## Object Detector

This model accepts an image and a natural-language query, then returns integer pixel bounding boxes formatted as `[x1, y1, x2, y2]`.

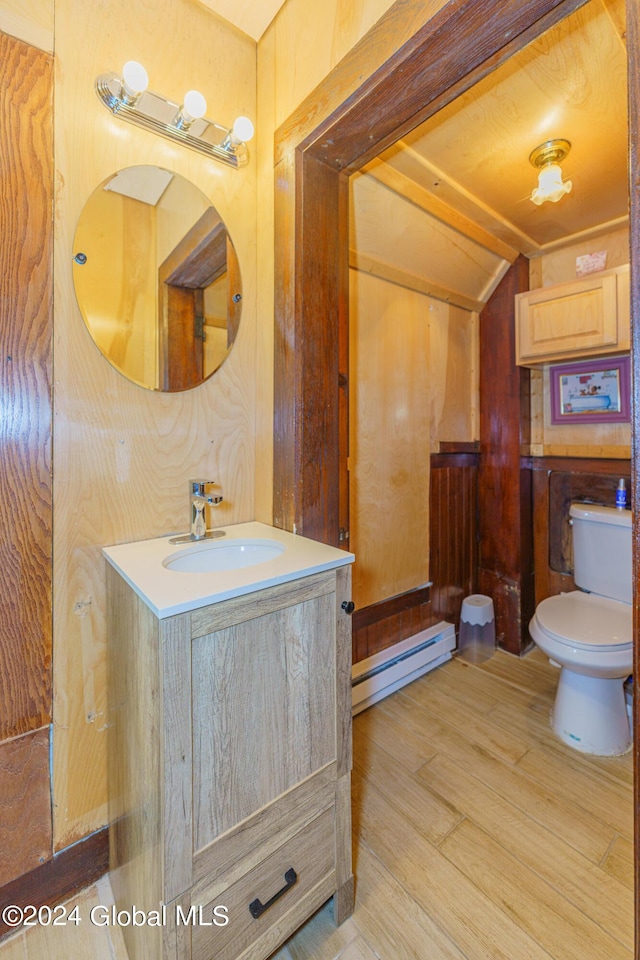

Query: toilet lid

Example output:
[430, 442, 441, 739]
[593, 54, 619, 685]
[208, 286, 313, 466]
[535, 591, 632, 650]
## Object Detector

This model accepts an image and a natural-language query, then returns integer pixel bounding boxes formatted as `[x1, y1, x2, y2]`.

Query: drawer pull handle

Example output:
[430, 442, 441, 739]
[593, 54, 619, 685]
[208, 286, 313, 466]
[249, 867, 297, 919]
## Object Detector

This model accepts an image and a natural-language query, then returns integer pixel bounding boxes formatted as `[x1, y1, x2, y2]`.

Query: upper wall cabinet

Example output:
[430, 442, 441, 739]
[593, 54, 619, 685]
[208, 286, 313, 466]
[515, 265, 629, 366]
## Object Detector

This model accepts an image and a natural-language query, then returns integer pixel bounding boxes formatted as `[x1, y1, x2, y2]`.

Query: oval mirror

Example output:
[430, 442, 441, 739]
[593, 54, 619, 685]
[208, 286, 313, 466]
[72, 165, 241, 392]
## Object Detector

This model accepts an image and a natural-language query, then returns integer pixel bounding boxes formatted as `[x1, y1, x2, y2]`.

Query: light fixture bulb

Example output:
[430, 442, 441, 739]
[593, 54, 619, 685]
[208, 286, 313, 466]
[232, 116, 254, 144]
[530, 162, 572, 206]
[528, 139, 572, 206]
[182, 90, 207, 122]
[121, 61, 148, 102]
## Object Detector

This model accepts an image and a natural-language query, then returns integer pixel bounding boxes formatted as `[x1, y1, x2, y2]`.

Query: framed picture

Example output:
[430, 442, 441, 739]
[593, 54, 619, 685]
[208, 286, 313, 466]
[550, 356, 630, 425]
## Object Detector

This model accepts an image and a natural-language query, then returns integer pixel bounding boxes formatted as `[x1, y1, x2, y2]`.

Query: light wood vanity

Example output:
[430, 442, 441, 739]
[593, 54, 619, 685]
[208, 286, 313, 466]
[104, 523, 354, 960]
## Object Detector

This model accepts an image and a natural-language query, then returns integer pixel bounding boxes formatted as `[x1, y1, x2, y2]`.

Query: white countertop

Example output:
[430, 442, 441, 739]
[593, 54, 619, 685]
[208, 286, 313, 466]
[103, 521, 354, 618]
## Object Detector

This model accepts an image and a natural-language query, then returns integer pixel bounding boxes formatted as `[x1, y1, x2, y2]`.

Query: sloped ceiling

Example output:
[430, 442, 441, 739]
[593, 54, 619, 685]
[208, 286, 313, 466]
[197, 0, 287, 39]
[353, 0, 628, 309]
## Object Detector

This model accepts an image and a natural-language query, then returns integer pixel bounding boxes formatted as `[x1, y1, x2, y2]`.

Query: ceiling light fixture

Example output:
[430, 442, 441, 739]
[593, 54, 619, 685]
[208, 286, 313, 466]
[529, 138, 572, 206]
[95, 62, 254, 169]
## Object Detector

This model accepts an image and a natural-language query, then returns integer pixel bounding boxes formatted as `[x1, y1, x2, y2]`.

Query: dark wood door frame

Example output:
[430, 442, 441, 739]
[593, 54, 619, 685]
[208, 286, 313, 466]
[273, 0, 640, 946]
[274, 0, 591, 542]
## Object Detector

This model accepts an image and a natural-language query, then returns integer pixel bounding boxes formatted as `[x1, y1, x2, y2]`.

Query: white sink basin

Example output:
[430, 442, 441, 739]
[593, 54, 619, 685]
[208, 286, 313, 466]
[163, 538, 285, 573]
[104, 521, 354, 618]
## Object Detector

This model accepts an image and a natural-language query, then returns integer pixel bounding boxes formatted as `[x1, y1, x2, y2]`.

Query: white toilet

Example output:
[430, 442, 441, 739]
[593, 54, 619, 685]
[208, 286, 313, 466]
[529, 502, 633, 756]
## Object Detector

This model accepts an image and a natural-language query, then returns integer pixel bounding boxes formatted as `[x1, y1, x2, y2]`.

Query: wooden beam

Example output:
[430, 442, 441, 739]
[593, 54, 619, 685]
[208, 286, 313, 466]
[363, 159, 519, 263]
[537, 215, 630, 255]
[390, 142, 544, 256]
[349, 250, 483, 313]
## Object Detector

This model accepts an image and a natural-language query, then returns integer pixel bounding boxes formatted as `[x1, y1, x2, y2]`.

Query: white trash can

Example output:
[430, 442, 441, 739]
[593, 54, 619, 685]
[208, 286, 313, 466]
[459, 594, 496, 663]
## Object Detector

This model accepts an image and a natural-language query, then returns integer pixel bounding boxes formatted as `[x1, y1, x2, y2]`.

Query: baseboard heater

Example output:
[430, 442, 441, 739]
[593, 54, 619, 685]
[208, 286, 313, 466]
[352, 621, 456, 715]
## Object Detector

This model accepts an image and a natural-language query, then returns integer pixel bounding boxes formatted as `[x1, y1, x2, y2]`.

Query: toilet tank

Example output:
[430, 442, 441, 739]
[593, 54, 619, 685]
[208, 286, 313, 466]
[569, 503, 632, 603]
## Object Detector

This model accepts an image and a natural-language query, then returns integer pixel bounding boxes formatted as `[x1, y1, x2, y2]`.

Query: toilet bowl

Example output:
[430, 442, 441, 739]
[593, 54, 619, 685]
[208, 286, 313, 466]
[529, 591, 632, 755]
[529, 502, 633, 756]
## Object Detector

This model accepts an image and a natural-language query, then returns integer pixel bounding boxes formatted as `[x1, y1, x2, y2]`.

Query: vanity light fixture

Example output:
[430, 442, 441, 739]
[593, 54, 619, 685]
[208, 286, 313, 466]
[95, 61, 254, 168]
[121, 60, 149, 105]
[529, 138, 572, 205]
[174, 89, 208, 131]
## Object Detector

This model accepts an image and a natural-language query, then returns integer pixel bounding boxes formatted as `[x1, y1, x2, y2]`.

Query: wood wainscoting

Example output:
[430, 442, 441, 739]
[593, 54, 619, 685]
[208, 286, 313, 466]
[352, 586, 437, 664]
[430, 447, 479, 628]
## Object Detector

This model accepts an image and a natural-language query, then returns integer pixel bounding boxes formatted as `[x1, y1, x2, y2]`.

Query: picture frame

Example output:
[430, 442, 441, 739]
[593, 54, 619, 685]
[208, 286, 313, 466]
[549, 356, 630, 425]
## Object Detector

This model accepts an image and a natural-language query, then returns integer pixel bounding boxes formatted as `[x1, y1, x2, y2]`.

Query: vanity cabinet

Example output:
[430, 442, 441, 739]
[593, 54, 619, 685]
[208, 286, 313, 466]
[515, 264, 629, 366]
[107, 563, 353, 960]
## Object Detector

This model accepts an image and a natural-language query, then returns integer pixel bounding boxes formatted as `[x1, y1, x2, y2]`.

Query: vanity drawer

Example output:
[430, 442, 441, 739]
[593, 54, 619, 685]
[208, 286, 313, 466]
[192, 806, 335, 960]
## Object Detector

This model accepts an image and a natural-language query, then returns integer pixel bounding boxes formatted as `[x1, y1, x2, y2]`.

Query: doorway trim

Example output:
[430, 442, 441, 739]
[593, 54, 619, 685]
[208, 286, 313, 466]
[273, 0, 639, 946]
[273, 0, 592, 542]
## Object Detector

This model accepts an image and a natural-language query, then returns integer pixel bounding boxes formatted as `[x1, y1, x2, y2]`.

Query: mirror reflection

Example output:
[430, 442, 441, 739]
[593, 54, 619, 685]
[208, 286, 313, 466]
[72, 165, 241, 391]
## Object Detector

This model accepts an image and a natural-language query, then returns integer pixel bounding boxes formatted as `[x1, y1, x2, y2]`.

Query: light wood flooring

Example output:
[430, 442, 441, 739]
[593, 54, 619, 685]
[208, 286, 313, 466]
[0, 649, 633, 959]
[274, 648, 634, 960]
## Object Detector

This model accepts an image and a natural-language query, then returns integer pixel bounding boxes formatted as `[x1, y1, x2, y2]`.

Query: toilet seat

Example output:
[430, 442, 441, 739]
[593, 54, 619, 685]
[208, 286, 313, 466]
[534, 591, 631, 652]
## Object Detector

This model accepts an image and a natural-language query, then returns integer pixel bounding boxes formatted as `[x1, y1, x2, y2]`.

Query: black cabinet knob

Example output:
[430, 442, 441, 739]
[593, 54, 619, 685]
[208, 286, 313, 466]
[341, 601, 355, 614]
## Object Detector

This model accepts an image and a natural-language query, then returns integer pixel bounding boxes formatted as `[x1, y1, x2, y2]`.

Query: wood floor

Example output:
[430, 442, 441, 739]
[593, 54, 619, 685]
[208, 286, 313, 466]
[274, 649, 634, 960]
[0, 649, 633, 959]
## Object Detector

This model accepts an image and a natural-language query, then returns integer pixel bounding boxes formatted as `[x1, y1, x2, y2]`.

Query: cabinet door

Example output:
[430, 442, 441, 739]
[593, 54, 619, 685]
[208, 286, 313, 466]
[191, 578, 337, 853]
[516, 272, 618, 363]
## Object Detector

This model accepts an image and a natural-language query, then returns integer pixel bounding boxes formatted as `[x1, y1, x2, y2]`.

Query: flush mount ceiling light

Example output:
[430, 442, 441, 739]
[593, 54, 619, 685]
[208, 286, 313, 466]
[95, 61, 254, 169]
[529, 138, 572, 206]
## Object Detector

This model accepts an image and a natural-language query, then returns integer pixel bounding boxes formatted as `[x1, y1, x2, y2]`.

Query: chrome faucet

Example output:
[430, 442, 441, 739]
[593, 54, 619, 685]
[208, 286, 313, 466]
[168, 479, 225, 544]
[190, 479, 223, 539]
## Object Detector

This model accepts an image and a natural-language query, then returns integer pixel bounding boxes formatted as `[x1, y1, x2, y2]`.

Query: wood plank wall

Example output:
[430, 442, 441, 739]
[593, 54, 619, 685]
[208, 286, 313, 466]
[352, 587, 437, 663]
[430, 450, 479, 626]
[0, 30, 53, 886]
[53, 0, 256, 853]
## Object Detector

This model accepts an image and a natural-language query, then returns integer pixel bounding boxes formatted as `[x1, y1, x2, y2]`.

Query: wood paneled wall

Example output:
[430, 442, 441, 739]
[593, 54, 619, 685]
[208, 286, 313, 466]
[352, 587, 437, 663]
[0, 29, 53, 885]
[430, 451, 478, 626]
[349, 269, 431, 610]
[52, 0, 256, 851]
